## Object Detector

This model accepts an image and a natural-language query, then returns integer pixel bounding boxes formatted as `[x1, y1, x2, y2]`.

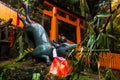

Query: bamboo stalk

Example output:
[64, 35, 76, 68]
[76, 49, 110, 52]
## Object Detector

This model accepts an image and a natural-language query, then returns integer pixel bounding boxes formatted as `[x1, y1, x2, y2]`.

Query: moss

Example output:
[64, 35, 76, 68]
[0, 60, 49, 80]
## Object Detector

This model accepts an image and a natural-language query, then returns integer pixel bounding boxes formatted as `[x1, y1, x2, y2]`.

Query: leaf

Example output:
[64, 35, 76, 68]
[91, 16, 98, 24]
[14, 48, 32, 62]
[87, 34, 96, 49]
[32, 73, 40, 80]
[107, 34, 116, 40]
[95, 33, 104, 48]
[96, 14, 111, 18]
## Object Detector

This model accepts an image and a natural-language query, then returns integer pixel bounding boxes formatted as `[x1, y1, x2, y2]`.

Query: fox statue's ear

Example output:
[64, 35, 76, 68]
[23, 1, 32, 23]
[17, 8, 27, 26]
[17, 1, 32, 26]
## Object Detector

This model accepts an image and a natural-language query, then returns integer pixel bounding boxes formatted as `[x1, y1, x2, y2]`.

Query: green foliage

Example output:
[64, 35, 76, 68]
[68, 1, 120, 80]
[10, 27, 34, 58]
[69, 58, 85, 80]
[32, 73, 40, 80]
[14, 48, 33, 62]
[80, 75, 90, 80]
[105, 68, 115, 80]
[0, 73, 3, 80]
[0, 60, 49, 80]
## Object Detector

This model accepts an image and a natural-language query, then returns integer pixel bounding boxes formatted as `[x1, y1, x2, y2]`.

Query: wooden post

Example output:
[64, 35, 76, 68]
[50, 7, 57, 41]
[76, 18, 81, 43]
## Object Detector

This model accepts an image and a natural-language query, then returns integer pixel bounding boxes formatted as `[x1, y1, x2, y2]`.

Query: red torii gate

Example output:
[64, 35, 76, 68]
[0, 1, 84, 44]
[43, 0, 84, 43]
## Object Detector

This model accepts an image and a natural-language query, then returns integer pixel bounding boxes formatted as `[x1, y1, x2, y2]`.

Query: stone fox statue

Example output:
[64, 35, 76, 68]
[18, 2, 53, 65]
[18, 1, 77, 65]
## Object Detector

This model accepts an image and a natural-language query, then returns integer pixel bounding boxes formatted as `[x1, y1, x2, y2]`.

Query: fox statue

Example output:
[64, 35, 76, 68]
[17, 1, 77, 65]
